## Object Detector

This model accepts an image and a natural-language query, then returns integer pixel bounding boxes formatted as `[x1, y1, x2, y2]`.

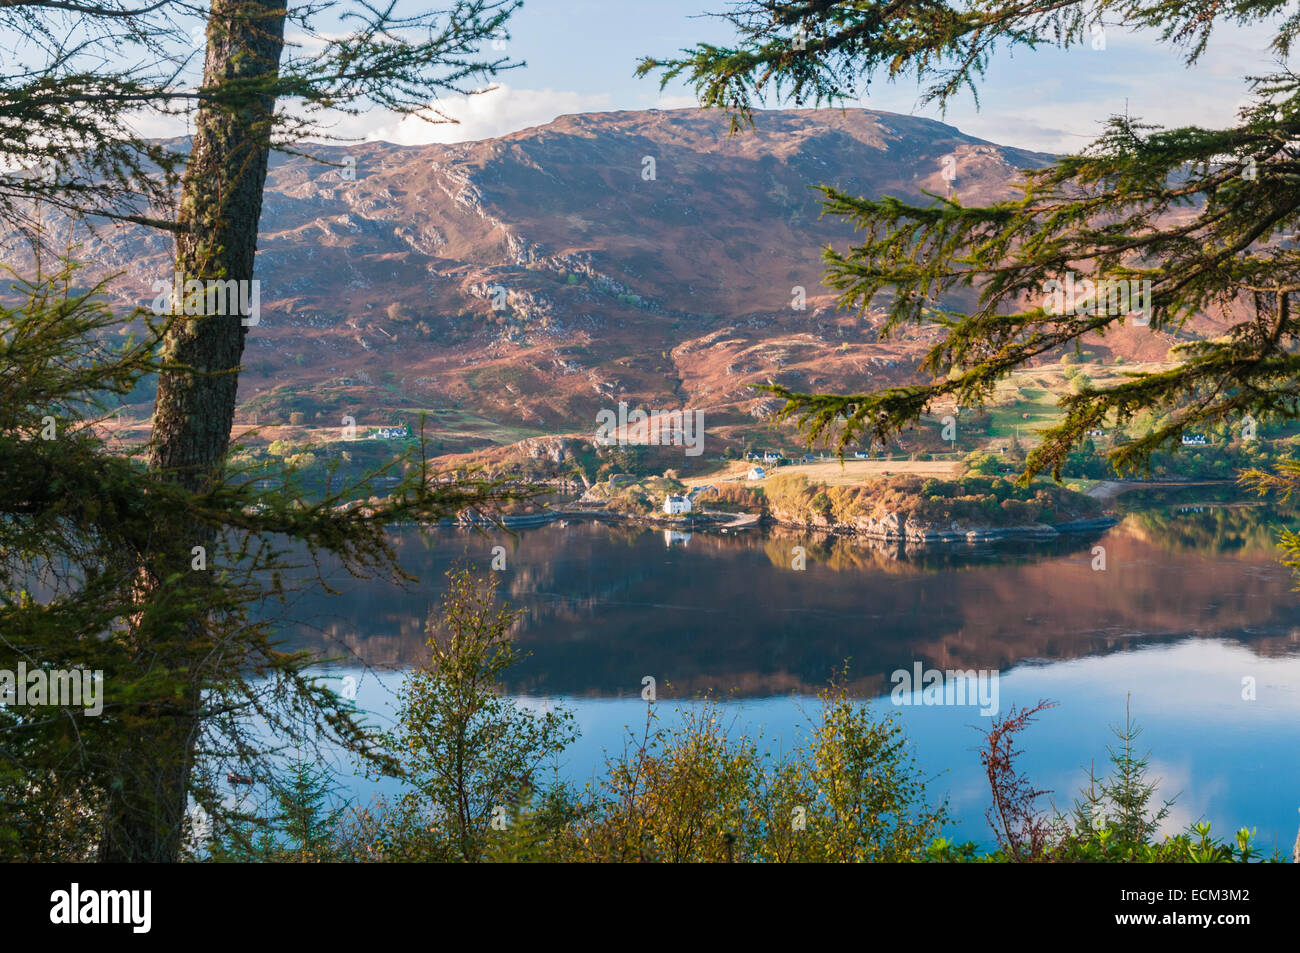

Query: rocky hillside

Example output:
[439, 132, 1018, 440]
[7, 107, 1191, 452]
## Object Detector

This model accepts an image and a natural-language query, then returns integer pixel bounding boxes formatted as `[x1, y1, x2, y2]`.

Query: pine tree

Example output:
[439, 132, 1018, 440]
[0, 264, 529, 860]
[5, 0, 524, 864]
[1075, 701, 1172, 850]
[640, 1, 1300, 478]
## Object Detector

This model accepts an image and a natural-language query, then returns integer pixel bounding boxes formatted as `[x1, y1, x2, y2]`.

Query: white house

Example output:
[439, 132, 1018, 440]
[369, 426, 410, 440]
[747, 466, 766, 480]
[663, 495, 692, 515]
[1181, 433, 1207, 446]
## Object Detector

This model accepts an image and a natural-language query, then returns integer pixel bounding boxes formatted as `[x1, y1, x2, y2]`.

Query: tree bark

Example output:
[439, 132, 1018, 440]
[99, 0, 286, 863]
[149, 0, 286, 490]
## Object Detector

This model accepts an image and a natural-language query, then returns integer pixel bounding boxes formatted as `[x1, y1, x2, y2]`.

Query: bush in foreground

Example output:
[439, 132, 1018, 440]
[205, 571, 1279, 863]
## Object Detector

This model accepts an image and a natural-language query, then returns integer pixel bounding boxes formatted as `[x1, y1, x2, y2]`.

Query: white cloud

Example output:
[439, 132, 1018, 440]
[125, 85, 706, 149]
[353, 84, 616, 145]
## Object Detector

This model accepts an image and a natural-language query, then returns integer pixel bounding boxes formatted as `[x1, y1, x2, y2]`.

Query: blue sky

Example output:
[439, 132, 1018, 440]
[342, 1, 1284, 153]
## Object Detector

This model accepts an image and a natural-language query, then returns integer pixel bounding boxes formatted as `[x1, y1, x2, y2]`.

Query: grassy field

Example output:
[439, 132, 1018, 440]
[684, 457, 962, 489]
[984, 359, 1177, 442]
[226, 406, 547, 449]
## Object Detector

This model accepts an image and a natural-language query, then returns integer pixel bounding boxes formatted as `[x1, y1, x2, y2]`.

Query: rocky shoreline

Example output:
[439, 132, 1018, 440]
[443, 504, 1116, 542]
[765, 513, 1117, 543]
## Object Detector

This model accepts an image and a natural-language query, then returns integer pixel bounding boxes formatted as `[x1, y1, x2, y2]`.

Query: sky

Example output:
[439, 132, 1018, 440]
[322, 0, 1287, 154]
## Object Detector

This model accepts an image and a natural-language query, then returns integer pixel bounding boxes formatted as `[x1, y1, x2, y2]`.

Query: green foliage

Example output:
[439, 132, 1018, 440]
[1240, 459, 1300, 581]
[573, 703, 768, 862]
[376, 567, 576, 862]
[797, 684, 948, 861]
[974, 698, 1269, 862]
[1070, 705, 1170, 851]
[963, 451, 1000, 476]
[562, 686, 946, 863]
[208, 761, 354, 862]
[227, 604, 1277, 864]
[0, 267, 534, 860]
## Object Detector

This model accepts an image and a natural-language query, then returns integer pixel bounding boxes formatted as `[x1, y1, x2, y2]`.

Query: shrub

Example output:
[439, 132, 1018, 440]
[963, 451, 1000, 476]
[376, 567, 576, 862]
[260, 587, 1273, 865]
[711, 484, 763, 511]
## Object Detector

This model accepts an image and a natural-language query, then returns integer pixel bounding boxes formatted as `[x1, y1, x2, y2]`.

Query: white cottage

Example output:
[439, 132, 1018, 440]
[747, 467, 766, 480]
[663, 495, 692, 515]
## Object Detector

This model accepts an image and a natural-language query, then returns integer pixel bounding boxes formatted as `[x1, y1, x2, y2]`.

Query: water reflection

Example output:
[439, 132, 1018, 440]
[279, 493, 1300, 852]
[278, 498, 1300, 698]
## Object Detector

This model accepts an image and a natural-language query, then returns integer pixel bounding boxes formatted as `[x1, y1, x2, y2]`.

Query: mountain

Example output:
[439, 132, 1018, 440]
[9, 107, 1184, 454]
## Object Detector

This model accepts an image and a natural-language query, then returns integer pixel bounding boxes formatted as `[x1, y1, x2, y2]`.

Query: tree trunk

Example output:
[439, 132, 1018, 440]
[149, 0, 287, 490]
[99, 0, 286, 863]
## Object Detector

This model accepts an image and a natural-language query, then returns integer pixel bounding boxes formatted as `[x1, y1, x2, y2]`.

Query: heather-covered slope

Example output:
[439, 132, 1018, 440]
[7, 107, 1193, 449]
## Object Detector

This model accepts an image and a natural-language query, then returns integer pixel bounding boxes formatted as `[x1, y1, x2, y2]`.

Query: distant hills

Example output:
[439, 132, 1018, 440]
[9, 107, 1198, 454]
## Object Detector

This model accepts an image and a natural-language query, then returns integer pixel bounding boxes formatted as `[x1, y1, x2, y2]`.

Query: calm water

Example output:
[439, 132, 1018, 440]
[276, 491, 1300, 853]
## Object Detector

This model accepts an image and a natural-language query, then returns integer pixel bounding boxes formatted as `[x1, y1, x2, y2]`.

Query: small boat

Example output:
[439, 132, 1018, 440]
[557, 520, 569, 528]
